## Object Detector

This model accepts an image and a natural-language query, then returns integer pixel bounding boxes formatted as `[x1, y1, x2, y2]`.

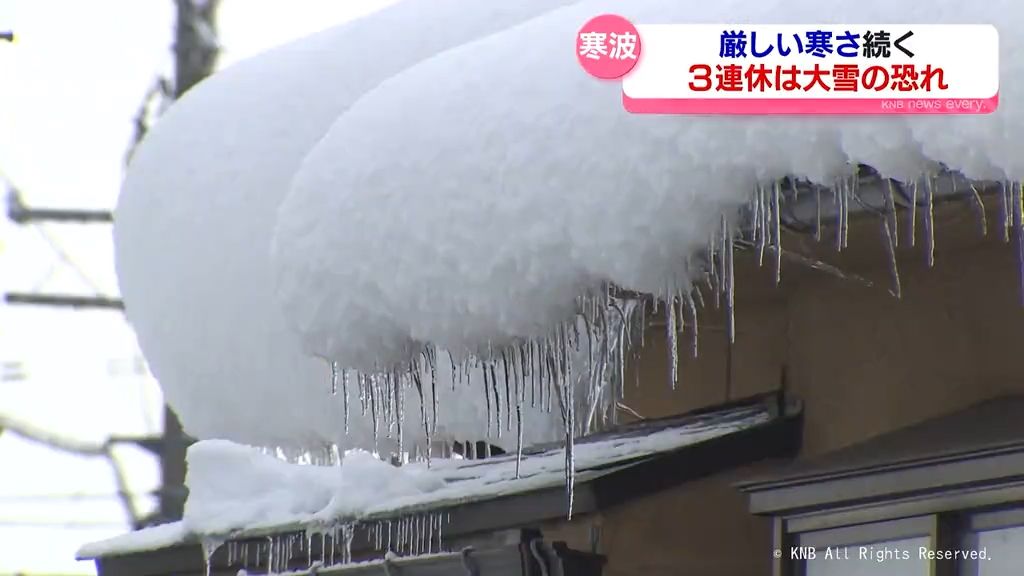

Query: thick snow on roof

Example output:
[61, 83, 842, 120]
[115, 0, 1024, 491]
[76, 521, 187, 560]
[273, 0, 1024, 379]
[79, 403, 769, 559]
[113, 0, 583, 451]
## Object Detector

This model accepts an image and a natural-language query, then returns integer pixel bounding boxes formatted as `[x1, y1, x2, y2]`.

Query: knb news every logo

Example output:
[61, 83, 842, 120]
[576, 15, 999, 115]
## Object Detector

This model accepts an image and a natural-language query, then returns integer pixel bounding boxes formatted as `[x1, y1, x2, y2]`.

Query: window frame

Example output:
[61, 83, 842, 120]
[778, 504, 1024, 576]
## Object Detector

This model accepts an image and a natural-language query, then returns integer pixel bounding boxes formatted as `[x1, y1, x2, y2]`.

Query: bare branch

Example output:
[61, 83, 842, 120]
[0, 413, 144, 527]
[125, 77, 173, 163]
[0, 413, 107, 456]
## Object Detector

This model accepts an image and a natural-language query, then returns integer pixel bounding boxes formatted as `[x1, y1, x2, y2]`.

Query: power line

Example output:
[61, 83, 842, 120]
[0, 519, 128, 529]
[0, 492, 156, 502]
[4, 293, 123, 311]
[0, 0, 222, 530]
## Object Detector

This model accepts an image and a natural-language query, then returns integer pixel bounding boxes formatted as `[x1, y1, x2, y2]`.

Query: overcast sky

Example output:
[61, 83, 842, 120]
[0, 1, 393, 572]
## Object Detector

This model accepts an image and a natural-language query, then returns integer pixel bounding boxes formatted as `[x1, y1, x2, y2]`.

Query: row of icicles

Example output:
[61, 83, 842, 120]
[203, 513, 450, 575]
[236, 170, 1022, 573]
[322, 170, 1024, 520]
[322, 291, 642, 520]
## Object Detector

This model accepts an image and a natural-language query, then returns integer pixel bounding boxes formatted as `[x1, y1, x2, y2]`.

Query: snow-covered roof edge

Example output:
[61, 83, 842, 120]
[78, 392, 798, 561]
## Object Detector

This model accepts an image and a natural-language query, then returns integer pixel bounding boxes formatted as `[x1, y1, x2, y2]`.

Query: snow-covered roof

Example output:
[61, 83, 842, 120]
[114, 0, 1024, 463]
[79, 394, 794, 562]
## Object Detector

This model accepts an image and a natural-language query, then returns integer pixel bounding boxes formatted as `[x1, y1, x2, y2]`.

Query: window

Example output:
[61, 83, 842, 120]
[736, 397, 1024, 576]
[773, 507, 1024, 576]
[804, 538, 931, 576]
[798, 517, 932, 576]
[958, 508, 1024, 576]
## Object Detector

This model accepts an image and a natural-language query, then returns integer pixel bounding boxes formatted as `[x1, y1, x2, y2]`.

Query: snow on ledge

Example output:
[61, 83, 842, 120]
[78, 404, 770, 559]
[77, 521, 189, 560]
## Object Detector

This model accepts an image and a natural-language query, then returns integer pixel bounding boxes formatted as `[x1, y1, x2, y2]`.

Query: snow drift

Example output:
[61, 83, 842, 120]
[182, 440, 444, 536]
[113, 0, 585, 452]
[271, 0, 1024, 378]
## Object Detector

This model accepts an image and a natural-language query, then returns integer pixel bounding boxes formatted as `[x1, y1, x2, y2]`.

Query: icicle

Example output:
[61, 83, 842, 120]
[1015, 182, 1024, 307]
[201, 538, 222, 576]
[419, 515, 426, 555]
[885, 180, 900, 248]
[369, 377, 379, 449]
[266, 537, 274, 574]
[565, 389, 576, 521]
[410, 517, 417, 556]
[834, 185, 843, 252]
[970, 183, 989, 237]
[723, 214, 735, 345]
[359, 373, 368, 417]
[666, 290, 678, 390]
[684, 289, 698, 358]
[342, 370, 350, 434]
[815, 187, 822, 242]
[394, 373, 404, 460]
[405, 512, 413, 553]
[413, 362, 428, 457]
[909, 180, 918, 247]
[387, 519, 393, 554]
[411, 517, 420, 555]
[518, 342, 528, 404]
[426, 347, 438, 434]
[330, 361, 339, 395]
[546, 339, 557, 414]
[764, 184, 773, 257]
[538, 341, 547, 413]
[448, 351, 458, 392]
[515, 403, 524, 478]
[502, 351, 512, 433]
[1002, 182, 1012, 243]
[529, 341, 537, 408]
[401, 516, 409, 553]
[307, 532, 314, 567]
[773, 181, 782, 284]
[483, 361, 492, 438]
[427, 514, 435, 554]
[755, 185, 766, 265]
[708, 236, 720, 309]
[752, 186, 761, 248]
[925, 175, 935, 267]
[882, 217, 902, 299]
[616, 302, 628, 423]
[843, 177, 851, 249]
[638, 298, 646, 349]
[439, 513, 447, 553]
[380, 374, 391, 434]
[344, 524, 355, 564]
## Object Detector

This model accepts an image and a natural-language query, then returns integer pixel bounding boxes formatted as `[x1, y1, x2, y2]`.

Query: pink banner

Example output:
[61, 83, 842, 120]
[623, 94, 999, 115]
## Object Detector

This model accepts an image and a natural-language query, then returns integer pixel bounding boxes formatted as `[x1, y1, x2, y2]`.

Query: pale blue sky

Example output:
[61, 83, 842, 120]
[0, 1, 393, 572]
